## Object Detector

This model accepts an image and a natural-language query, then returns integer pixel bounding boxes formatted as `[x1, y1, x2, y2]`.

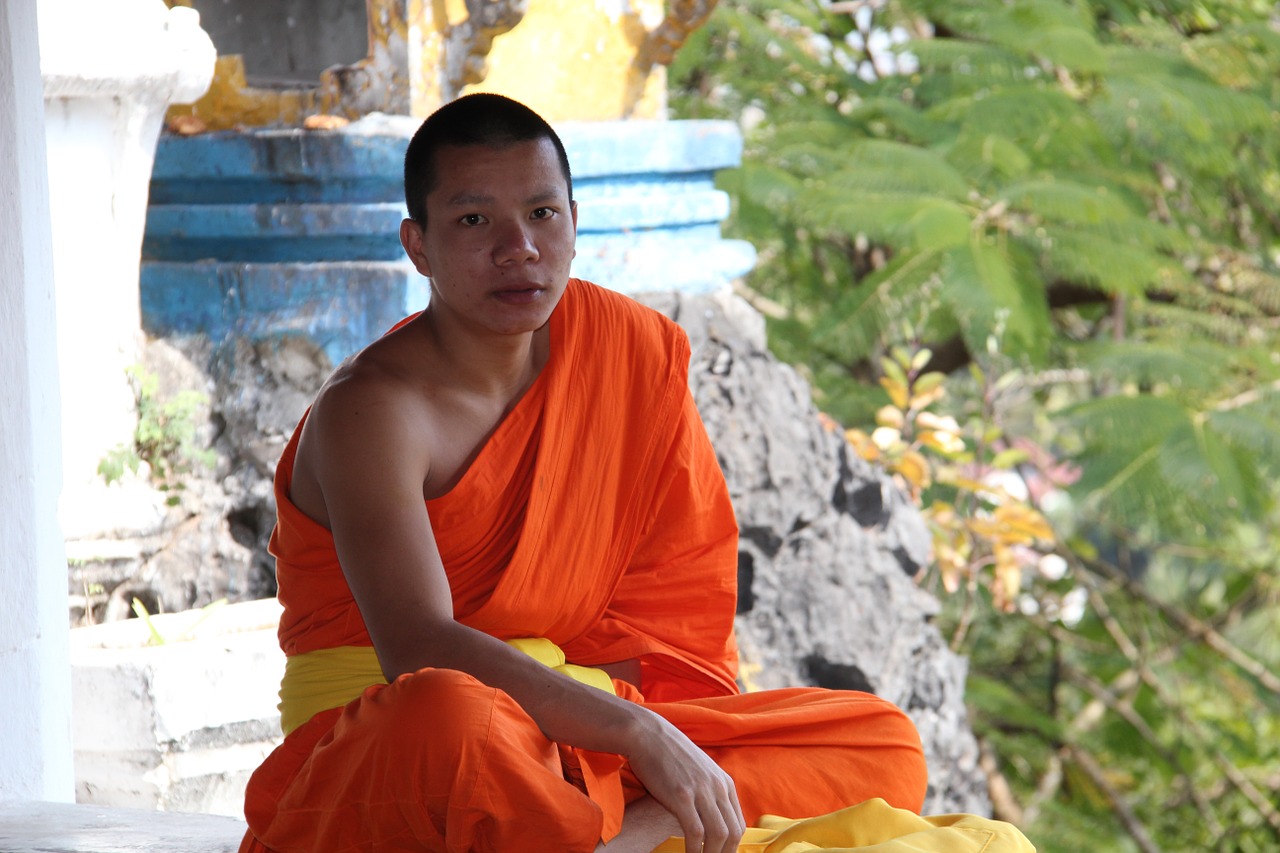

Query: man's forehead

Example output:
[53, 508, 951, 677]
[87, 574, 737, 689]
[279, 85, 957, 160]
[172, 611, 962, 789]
[427, 140, 570, 203]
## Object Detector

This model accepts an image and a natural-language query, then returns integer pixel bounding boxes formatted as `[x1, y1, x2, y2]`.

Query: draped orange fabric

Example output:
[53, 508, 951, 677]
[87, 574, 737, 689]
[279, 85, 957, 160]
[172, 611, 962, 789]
[239, 280, 928, 853]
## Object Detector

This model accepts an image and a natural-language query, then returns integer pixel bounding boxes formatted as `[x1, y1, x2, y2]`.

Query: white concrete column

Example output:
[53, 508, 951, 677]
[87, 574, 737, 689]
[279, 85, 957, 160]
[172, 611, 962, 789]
[0, 0, 74, 803]
[38, 0, 215, 538]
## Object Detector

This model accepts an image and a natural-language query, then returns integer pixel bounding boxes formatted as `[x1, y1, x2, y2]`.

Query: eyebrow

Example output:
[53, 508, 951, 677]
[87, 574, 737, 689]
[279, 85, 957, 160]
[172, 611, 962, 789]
[442, 188, 565, 208]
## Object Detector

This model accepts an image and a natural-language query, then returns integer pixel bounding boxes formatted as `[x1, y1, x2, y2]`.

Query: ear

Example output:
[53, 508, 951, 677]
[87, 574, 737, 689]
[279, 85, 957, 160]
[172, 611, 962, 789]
[399, 218, 433, 278]
[570, 201, 578, 259]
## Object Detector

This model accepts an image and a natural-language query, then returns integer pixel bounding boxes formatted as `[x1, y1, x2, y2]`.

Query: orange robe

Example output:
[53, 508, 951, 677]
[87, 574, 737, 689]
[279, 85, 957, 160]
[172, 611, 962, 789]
[239, 279, 928, 853]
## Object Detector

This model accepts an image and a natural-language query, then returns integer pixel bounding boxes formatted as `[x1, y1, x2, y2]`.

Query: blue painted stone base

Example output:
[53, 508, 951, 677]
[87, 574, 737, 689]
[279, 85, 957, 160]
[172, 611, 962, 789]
[141, 260, 429, 366]
[140, 119, 755, 364]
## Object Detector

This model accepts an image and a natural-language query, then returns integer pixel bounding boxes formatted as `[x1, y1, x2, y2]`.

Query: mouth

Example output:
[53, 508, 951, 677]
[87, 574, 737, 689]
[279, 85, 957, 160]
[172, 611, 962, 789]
[490, 285, 546, 305]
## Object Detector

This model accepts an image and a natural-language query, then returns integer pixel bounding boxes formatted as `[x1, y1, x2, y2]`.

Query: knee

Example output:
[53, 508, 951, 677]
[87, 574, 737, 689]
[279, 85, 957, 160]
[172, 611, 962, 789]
[388, 666, 490, 707]
[357, 667, 499, 756]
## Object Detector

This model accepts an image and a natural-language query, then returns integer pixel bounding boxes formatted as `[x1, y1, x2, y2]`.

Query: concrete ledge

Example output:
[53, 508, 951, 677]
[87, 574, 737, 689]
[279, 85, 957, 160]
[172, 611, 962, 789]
[0, 801, 246, 853]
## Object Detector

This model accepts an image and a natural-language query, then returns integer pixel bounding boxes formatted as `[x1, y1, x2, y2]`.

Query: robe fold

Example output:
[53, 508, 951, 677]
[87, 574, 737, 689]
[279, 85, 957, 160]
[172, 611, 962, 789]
[239, 279, 930, 853]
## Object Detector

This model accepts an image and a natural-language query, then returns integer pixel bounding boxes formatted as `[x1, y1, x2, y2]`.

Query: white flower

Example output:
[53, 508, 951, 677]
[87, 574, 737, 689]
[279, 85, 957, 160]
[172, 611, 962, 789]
[1060, 586, 1088, 627]
[1038, 553, 1068, 582]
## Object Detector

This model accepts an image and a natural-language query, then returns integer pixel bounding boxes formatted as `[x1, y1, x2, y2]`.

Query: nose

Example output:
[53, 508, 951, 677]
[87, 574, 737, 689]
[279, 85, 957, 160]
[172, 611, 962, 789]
[493, 219, 538, 266]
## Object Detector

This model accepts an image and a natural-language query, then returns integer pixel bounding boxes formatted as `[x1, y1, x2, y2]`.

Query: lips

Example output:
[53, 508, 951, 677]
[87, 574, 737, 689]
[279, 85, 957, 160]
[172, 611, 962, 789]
[490, 285, 546, 305]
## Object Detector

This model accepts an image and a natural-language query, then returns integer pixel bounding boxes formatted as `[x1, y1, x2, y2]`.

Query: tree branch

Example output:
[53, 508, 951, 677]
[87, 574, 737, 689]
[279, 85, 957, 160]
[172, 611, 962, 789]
[1067, 744, 1163, 853]
[1080, 554, 1280, 696]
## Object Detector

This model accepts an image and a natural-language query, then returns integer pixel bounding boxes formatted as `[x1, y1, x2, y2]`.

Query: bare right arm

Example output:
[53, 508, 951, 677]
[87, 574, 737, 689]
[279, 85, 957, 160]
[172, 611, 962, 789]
[291, 372, 745, 852]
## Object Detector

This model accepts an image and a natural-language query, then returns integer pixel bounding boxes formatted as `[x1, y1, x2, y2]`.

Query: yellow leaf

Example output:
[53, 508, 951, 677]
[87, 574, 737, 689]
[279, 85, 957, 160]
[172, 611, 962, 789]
[895, 449, 931, 491]
[879, 376, 909, 410]
[949, 475, 990, 493]
[872, 426, 903, 451]
[844, 429, 881, 462]
[967, 516, 1004, 540]
[940, 563, 963, 593]
[994, 504, 1055, 543]
[924, 501, 957, 525]
[994, 552, 1022, 612]
[876, 405, 905, 429]
[909, 385, 946, 410]
[919, 428, 966, 456]
[916, 411, 961, 432]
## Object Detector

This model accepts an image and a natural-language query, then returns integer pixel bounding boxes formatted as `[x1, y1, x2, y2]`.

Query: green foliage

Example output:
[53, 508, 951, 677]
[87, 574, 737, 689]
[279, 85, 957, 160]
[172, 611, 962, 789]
[672, 0, 1280, 847]
[952, 540, 1280, 853]
[671, 0, 1280, 538]
[98, 366, 215, 502]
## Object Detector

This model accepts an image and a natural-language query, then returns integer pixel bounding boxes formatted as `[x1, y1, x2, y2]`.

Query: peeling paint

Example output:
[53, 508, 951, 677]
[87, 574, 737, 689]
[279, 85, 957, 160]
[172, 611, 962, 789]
[166, 0, 706, 128]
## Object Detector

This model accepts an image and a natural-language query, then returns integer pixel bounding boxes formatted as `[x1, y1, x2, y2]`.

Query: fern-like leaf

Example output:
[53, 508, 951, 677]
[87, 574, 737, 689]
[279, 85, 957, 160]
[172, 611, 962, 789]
[812, 248, 948, 363]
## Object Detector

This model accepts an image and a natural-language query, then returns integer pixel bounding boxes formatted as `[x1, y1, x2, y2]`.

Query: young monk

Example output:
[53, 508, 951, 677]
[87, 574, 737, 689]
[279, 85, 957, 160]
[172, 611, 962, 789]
[237, 93, 930, 853]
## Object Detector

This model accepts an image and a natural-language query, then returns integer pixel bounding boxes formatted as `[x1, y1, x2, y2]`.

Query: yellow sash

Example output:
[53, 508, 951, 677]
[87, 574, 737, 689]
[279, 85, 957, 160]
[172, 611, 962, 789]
[278, 638, 616, 736]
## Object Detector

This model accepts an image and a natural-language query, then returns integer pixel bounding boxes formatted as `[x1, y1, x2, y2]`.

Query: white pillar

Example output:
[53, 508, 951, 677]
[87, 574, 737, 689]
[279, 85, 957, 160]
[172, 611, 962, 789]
[0, 0, 74, 803]
[38, 0, 215, 538]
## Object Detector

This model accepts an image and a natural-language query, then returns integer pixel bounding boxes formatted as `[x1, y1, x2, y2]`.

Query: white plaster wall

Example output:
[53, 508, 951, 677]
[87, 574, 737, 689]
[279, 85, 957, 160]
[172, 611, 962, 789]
[0, 0, 216, 803]
[0, 0, 75, 803]
[38, 0, 215, 538]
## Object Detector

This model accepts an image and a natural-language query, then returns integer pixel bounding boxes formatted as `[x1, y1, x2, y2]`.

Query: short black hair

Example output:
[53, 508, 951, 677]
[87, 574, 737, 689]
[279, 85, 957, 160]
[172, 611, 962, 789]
[403, 93, 573, 224]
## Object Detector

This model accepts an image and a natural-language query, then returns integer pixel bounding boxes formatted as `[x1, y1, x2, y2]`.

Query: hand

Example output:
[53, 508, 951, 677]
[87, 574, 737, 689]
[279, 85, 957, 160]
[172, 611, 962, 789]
[622, 712, 746, 853]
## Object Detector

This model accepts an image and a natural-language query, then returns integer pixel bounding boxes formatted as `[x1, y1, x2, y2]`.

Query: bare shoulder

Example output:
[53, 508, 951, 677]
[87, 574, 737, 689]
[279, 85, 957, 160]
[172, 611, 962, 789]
[313, 327, 434, 446]
[290, 325, 438, 525]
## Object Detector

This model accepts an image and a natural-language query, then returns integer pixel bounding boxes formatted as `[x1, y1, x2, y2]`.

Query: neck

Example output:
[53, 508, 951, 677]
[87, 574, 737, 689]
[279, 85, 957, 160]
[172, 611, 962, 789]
[417, 308, 549, 401]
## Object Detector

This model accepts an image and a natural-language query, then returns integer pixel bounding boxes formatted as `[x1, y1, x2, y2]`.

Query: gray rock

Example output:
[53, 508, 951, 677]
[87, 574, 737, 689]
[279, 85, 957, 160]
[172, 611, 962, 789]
[194, 333, 333, 599]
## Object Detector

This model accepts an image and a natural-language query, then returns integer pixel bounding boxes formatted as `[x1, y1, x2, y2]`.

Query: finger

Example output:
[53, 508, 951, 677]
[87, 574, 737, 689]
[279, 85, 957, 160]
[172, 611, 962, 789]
[671, 800, 704, 853]
[710, 779, 743, 853]
[698, 803, 730, 853]
[726, 777, 746, 839]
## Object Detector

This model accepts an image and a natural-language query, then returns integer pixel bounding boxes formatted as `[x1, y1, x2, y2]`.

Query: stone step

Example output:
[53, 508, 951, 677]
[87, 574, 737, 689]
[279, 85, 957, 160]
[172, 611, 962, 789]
[0, 801, 246, 853]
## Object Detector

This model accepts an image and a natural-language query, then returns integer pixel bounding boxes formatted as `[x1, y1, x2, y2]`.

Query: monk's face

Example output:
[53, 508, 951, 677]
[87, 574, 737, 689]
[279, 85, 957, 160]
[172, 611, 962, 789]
[401, 138, 578, 337]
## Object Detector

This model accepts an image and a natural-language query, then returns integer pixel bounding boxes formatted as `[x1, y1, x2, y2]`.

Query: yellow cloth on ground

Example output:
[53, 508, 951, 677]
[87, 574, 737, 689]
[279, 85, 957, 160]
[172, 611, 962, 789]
[650, 798, 1036, 853]
[278, 639, 615, 735]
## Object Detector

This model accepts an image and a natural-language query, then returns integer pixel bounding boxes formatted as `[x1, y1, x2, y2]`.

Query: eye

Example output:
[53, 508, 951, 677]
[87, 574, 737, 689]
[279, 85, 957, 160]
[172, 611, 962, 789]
[460, 213, 486, 226]
[531, 207, 555, 220]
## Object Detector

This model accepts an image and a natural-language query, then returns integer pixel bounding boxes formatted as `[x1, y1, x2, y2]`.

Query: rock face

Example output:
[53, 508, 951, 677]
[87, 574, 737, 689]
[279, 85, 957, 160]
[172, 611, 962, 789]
[65, 339, 255, 626]
[638, 290, 991, 816]
[82, 291, 989, 816]
[200, 334, 335, 599]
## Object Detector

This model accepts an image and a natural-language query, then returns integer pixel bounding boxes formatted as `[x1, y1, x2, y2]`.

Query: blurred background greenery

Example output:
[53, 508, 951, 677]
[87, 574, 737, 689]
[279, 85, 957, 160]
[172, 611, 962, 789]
[670, 2, 1280, 850]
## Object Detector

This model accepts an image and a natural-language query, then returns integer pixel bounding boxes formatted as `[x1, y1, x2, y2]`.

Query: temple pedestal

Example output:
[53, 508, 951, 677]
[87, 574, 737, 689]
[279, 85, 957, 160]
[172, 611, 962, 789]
[39, 0, 215, 540]
[141, 116, 755, 365]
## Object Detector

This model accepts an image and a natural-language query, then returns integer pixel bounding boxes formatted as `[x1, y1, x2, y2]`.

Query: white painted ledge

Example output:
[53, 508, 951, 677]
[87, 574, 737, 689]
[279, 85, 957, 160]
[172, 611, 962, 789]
[71, 599, 285, 816]
[0, 801, 245, 853]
